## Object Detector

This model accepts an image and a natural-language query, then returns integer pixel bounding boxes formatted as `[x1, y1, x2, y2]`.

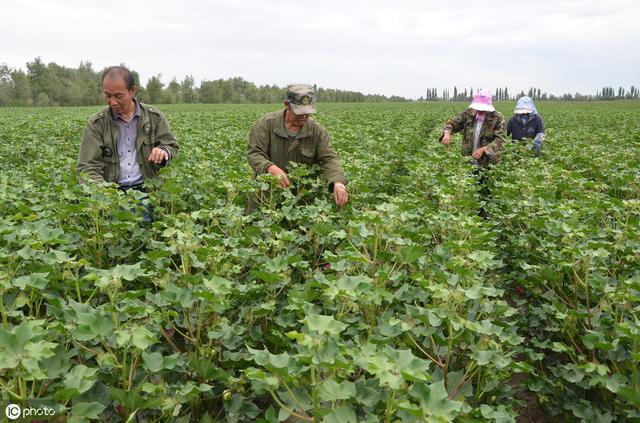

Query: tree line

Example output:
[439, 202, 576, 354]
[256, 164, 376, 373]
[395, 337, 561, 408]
[0, 59, 409, 107]
[0, 59, 638, 107]
[420, 85, 640, 102]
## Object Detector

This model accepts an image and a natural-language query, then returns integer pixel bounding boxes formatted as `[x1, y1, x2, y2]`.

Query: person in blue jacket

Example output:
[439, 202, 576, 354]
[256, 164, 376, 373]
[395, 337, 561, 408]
[507, 96, 546, 157]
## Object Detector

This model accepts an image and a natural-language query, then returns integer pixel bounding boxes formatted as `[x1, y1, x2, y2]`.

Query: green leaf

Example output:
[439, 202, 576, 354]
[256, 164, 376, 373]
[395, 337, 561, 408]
[355, 380, 381, 407]
[0, 321, 56, 376]
[397, 400, 423, 417]
[70, 402, 107, 419]
[202, 275, 233, 294]
[408, 380, 463, 421]
[112, 262, 148, 280]
[12, 273, 49, 290]
[618, 386, 640, 407]
[251, 270, 280, 283]
[467, 250, 502, 269]
[72, 311, 114, 341]
[41, 249, 70, 265]
[479, 404, 516, 422]
[304, 314, 347, 336]
[142, 351, 164, 372]
[317, 379, 356, 402]
[245, 367, 279, 388]
[110, 387, 163, 411]
[399, 246, 423, 264]
[472, 350, 495, 366]
[131, 325, 157, 350]
[322, 407, 357, 423]
[604, 373, 624, 393]
[64, 365, 98, 394]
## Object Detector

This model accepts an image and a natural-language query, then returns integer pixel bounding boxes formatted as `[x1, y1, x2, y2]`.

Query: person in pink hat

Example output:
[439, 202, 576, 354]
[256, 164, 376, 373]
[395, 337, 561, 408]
[440, 89, 507, 167]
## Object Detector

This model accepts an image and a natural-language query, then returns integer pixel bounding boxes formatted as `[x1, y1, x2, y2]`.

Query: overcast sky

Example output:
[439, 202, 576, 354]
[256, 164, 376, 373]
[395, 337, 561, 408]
[2, 0, 638, 98]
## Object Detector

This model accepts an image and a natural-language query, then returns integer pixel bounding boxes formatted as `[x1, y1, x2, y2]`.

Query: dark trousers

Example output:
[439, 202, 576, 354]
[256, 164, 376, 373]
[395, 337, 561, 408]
[118, 183, 154, 224]
[473, 167, 491, 218]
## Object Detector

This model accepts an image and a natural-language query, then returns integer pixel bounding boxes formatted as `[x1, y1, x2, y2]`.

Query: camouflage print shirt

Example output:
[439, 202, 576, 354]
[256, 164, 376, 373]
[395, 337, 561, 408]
[246, 109, 348, 191]
[440, 109, 507, 166]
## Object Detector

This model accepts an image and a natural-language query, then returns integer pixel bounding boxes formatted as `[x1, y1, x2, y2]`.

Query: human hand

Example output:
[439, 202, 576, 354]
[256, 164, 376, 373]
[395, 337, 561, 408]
[442, 133, 451, 146]
[531, 139, 542, 157]
[148, 147, 169, 164]
[267, 164, 290, 188]
[333, 182, 349, 207]
[472, 146, 488, 159]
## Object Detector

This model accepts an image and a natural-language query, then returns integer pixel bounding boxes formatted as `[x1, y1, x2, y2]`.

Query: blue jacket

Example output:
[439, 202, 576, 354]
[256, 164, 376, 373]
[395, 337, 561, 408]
[507, 114, 545, 141]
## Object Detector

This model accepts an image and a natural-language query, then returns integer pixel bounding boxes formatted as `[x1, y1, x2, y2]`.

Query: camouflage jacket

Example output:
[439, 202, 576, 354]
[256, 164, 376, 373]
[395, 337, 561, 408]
[440, 109, 507, 165]
[77, 102, 179, 183]
[246, 109, 348, 191]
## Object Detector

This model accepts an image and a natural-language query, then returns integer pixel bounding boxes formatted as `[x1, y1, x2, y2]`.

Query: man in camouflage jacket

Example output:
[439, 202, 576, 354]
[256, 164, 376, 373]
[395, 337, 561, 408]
[246, 84, 349, 210]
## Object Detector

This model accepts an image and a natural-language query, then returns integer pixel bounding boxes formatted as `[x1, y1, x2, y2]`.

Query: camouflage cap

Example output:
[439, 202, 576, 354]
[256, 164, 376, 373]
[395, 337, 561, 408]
[286, 84, 316, 115]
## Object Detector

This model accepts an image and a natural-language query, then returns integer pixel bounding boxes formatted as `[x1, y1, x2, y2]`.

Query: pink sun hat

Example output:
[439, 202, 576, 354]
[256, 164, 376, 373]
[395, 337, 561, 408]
[468, 89, 495, 112]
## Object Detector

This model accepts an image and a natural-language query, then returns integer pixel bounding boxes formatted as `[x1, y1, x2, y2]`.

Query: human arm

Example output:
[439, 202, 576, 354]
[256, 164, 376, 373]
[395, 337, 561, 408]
[440, 110, 469, 145]
[77, 122, 107, 183]
[150, 112, 179, 165]
[483, 114, 508, 162]
[247, 119, 276, 176]
[316, 129, 348, 195]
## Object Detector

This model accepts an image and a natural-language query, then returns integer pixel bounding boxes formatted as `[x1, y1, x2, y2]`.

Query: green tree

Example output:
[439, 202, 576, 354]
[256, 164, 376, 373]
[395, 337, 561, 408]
[26, 57, 48, 102]
[199, 80, 223, 103]
[0, 64, 13, 106]
[162, 78, 181, 104]
[35, 92, 51, 107]
[180, 75, 197, 103]
[146, 74, 164, 104]
[10, 69, 31, 106]
[77, 61, 102, 106]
